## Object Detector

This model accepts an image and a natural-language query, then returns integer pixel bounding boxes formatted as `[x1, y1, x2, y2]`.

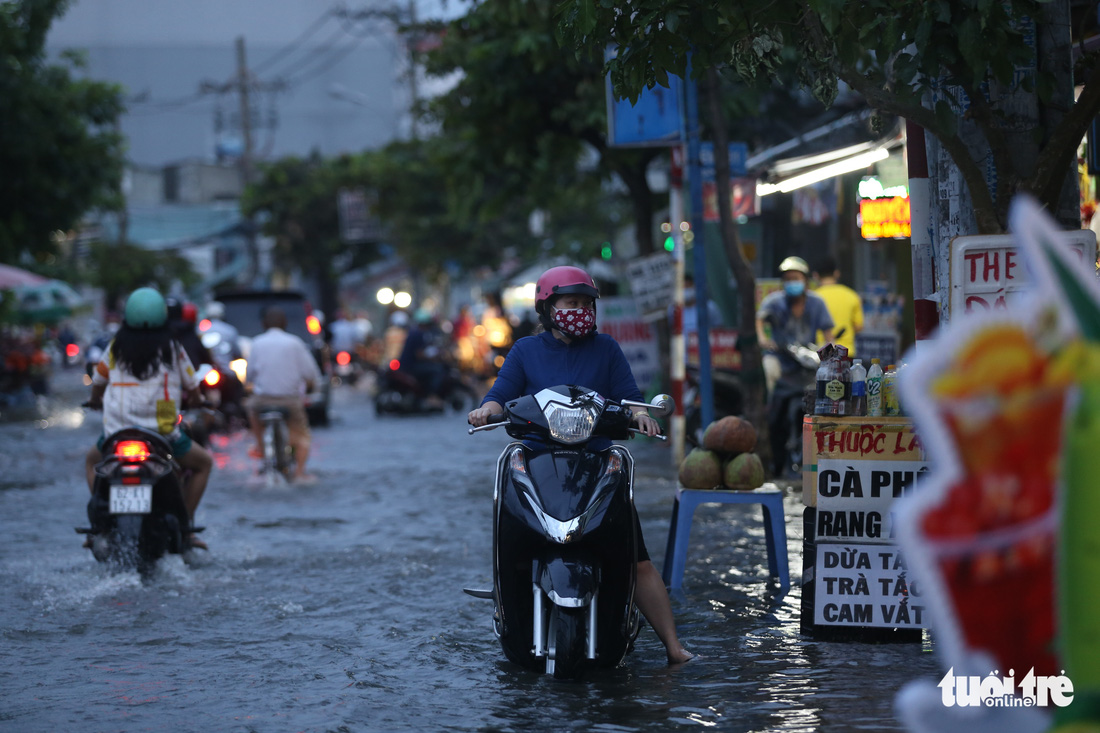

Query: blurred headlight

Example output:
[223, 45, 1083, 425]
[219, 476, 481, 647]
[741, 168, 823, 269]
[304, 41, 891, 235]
[544, 402, 598, 444]
[229, 358, 248, 384]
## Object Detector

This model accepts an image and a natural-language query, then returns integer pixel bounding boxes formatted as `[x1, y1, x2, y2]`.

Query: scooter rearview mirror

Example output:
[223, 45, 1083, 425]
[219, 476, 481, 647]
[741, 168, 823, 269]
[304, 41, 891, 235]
[650, 394, 674, 418]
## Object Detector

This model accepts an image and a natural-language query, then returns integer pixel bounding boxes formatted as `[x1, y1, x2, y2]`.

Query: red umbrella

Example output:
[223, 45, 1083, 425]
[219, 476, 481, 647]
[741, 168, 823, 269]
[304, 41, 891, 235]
[0, 264, 48, 289]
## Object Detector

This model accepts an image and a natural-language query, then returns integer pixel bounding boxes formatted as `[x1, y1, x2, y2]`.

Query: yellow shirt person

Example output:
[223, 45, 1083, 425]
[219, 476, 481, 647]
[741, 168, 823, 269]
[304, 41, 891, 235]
[813, 258, 864, 355]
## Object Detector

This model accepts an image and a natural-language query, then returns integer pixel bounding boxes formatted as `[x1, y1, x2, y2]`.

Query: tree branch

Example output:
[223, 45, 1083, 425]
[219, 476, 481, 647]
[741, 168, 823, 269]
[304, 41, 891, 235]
[837, 67, 1003, 233]
[1033, 52, 1100, 209]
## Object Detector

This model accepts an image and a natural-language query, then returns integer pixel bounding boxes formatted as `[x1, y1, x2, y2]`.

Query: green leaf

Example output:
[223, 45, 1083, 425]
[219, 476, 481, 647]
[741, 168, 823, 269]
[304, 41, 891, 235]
[576, 0, 598, 37]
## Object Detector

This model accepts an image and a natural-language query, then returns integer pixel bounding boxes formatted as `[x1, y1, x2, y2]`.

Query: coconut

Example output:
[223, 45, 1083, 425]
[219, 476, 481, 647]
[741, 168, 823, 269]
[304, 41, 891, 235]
[702, 415, 757, 456]
[723, 452, 765, 490]
[678, 449, 723, 489]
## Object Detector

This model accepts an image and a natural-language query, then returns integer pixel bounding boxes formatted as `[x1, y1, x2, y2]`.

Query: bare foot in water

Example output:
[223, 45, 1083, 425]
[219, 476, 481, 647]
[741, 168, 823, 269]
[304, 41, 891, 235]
[188, 534, 208, 550]
[668, 648, 696, 665]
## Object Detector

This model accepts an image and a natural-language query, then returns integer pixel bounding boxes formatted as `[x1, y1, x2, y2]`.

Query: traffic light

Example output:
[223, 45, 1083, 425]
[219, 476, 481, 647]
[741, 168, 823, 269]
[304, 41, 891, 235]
[664, 236, 675, 252]
[601, 241, 613, 260]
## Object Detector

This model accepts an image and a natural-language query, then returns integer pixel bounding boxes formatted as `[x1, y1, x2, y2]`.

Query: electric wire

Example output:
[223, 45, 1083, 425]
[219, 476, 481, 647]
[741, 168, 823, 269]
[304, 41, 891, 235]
[249, 8, 335, 75]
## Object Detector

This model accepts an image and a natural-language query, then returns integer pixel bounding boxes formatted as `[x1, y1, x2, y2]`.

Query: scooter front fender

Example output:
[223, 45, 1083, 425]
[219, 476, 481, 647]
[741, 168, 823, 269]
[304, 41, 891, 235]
[534, 556, 598, 608]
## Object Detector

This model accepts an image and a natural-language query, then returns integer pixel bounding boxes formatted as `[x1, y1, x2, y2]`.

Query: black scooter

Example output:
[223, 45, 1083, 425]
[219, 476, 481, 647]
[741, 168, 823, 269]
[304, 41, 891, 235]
[465, 385, 673, 679]
[76, 426, 200, 576]
[767, 342, 821, 478]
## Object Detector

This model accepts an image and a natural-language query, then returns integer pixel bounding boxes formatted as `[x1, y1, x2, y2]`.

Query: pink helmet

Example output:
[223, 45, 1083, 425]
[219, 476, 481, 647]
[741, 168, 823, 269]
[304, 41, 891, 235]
[534, 266, 600, 315]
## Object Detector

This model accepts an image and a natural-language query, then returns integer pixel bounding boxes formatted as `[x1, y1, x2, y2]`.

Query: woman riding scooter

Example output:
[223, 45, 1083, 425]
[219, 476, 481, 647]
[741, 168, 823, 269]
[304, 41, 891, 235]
[755, 256, 835, 478]
[468, 265, 693, 665]
[84, 287, 214, 549]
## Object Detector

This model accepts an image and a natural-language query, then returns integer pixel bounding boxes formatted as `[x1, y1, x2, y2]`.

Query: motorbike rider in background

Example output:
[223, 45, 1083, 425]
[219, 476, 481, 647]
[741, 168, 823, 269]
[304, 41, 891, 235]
[399, 310, 447, 409]
[468, 265, 694, 665]
[167, 298, 212, 369]
[200, 301, 240, 351]
[245, 306, 322, 484]
[755, 256, 834, 477]
[84, 287, 214, 549]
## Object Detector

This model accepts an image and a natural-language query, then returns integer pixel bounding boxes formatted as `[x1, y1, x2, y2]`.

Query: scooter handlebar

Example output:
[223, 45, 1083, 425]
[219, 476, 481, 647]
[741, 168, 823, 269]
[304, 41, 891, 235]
[467, 413, 507, 434]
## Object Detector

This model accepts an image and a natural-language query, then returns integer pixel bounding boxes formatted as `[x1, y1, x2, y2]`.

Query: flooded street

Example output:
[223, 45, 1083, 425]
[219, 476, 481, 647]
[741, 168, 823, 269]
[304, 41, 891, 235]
[0, 376, 940, 732]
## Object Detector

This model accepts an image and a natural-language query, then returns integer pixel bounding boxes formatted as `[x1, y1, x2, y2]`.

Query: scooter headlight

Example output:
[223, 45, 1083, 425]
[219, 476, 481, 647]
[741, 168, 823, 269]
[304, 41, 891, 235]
[544, 402, 598, 444]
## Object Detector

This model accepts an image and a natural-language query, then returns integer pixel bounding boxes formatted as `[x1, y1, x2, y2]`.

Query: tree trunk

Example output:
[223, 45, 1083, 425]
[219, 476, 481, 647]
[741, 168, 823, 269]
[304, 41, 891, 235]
[702, 67, 770, 468]
[612, 152, 672, 392]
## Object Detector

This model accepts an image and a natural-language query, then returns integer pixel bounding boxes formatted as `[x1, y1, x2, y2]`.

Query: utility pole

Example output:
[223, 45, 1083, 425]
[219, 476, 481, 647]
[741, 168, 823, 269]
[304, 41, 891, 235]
[235, 36, 258, 284]
[406, 0, 419, 140]
[236, 36, 254, 188]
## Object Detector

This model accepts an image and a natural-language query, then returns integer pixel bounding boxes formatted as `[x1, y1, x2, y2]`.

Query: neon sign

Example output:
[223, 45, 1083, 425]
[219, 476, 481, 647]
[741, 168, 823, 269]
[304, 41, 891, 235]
[859, 196, 911, 240]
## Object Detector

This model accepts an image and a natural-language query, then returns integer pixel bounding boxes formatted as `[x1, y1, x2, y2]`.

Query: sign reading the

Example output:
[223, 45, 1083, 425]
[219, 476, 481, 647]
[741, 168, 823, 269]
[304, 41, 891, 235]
[949, 232, 1097, 316]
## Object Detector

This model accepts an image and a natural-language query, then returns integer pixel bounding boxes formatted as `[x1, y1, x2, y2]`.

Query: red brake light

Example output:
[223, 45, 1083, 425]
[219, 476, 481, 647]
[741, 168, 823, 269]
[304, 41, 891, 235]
[389, 359, 401, 371]
[65, 343, 80, 358]
[204, 369, 221, 386]
[306, 315, 322, 335]
[336, 351, 351, 366]
[199, 319, 212, 332]
[116, 441, 151, 462]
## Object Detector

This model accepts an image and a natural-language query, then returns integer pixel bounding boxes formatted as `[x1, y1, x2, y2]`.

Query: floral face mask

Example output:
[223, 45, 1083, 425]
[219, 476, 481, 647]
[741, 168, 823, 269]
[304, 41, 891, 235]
[552, 306, 597, 338]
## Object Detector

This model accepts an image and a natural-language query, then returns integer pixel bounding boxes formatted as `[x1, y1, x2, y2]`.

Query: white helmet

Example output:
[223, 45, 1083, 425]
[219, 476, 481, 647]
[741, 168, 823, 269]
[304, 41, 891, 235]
[389, 311, 409, 328]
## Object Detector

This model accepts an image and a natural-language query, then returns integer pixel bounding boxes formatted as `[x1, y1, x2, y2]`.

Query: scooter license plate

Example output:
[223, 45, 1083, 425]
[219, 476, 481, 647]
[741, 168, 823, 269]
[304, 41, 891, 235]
[109, 485, 152, 514]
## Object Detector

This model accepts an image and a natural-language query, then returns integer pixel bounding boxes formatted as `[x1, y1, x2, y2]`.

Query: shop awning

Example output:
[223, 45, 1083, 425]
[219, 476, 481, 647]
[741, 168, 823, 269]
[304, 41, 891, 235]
[753, 116, 906, 196]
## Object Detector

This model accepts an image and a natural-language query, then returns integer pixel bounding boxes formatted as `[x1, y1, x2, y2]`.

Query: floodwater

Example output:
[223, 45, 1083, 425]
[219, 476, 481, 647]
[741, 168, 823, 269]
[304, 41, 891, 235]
[0, 377, 941, 732]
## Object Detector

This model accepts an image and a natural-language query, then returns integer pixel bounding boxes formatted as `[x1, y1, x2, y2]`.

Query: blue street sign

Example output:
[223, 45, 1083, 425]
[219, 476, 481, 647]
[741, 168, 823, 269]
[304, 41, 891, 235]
[606, 75, 684, 148]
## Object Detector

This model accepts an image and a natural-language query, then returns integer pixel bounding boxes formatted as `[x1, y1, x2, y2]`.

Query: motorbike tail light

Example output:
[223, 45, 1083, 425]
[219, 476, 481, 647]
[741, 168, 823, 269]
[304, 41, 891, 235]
[198, 318, 212, 332]
[336, 351, 351, 366]
[115, 441, 151, 462]
[65, 343, 80, 358]
[306, 315, 322, 335]
[389, 359, 401, 371]
[204, 369, 221, 387]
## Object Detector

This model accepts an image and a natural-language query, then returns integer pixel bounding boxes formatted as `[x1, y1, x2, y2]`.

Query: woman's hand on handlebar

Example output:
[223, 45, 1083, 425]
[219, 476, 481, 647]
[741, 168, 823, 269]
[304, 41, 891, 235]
[631, 411, 661, 437]
[468, 402, 503, 427]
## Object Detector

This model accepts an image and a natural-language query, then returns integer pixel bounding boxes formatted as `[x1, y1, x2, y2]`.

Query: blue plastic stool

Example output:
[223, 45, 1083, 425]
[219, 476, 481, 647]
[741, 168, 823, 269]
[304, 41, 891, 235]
[661, 485, 789, 592]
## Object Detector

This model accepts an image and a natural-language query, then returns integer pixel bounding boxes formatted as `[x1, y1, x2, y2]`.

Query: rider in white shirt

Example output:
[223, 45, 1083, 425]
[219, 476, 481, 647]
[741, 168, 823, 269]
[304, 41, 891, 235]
[85, 287, 214, 548]
[245, 306, 322, 483]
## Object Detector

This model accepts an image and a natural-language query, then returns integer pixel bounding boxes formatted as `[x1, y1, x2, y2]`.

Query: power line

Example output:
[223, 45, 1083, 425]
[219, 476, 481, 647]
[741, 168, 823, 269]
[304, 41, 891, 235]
[249, 8, 335, 75]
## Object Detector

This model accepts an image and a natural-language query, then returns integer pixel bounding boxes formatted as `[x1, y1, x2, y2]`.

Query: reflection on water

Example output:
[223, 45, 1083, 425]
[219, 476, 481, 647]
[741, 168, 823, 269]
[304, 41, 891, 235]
[0, 387, 940, 731]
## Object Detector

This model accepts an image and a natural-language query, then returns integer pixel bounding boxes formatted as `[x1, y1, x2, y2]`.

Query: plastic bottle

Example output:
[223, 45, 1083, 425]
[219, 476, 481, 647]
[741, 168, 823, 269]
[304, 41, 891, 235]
[814, 356, 832, 415]
[849, 358, 867, 417]
[866, 358, 884, 417]
[836, 356, 852, 416]
[884, 364, 900, 416]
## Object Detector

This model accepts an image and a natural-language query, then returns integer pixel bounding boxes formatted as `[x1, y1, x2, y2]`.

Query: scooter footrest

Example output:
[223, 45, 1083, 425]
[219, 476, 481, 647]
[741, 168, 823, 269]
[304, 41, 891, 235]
[191, 526, 205, 533]
[463, 587, 494, 600]
[75, 527, 93, 534]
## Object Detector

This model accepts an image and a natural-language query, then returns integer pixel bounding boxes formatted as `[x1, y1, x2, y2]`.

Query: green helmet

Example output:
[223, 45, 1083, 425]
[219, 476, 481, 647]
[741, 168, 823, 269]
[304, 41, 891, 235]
[124, 287, 168, 329]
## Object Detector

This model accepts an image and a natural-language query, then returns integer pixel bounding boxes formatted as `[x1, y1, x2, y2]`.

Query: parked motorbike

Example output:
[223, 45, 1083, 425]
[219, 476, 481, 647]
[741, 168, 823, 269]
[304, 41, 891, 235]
[768, 342, 821, 478]
[464, 385, 674, 679]
[76, 426, 201, 575]
[374, 362, 478, 416]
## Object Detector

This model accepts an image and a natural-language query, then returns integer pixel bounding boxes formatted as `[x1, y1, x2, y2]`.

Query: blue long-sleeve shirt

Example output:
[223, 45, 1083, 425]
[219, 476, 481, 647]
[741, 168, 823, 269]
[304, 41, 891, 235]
[482, 331, 644, 409]
[483, 332, 647, 448]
